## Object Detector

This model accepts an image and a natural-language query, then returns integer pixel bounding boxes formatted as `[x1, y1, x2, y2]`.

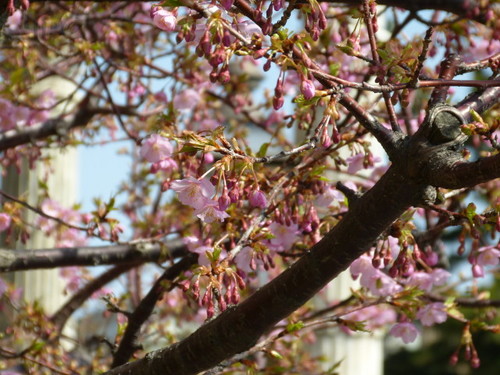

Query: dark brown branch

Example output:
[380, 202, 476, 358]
[428, 294, 500, 308]
[104, 166, 427, 375]
[111, 254, 198, 368]
[0, 239, 187, 272]
[456, 83, 500, 122]
[51, 263, 136, 330]
[0, 100, 94, 152]
[429, 54, 462, 107]
[428, 153, 500, 189]
[0, 103, 141, 152]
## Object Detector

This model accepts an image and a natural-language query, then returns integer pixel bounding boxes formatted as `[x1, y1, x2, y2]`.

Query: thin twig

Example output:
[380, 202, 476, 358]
[93, 59, 138, 142]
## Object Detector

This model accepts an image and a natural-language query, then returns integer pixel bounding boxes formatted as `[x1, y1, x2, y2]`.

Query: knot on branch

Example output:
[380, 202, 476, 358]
[401, 104, 468, 203]
[426, 104, 467, 146]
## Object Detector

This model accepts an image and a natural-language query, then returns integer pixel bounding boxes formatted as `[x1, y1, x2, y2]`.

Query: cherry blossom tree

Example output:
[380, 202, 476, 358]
[0, 0, 499, 374]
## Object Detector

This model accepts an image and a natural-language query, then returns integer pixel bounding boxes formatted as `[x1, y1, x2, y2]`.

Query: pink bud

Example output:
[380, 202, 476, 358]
[300, 78, 316, 100]
[152, 8, 177, 32]
[218, 192, 231, 211]
[249, 190, 267, 208]
[273, 95, 284, 110]
[220, 0, 234, 10]
[472, 264, 484, 278]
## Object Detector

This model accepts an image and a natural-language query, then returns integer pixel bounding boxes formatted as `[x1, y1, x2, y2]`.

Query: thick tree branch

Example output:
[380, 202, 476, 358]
[457, 84, 500, 122]
[0, 239, 187, 272]
[0, 103, 144, 152]
[51, 263, 136, 330]
[0, 101, 94, 152]
[111, 254, 198, 368]
[104, 165, 427, 375]
[428, 153, 500, 189]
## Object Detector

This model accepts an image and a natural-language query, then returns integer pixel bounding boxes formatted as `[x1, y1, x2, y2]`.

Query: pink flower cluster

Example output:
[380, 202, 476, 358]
[389, 302, 448, 344]
[343, 305, 397, 332]
[350, 255, 403, 297]
[171, 177, 229, 223]
[140, 134, 178, 173]
[0, 90, 55, 132]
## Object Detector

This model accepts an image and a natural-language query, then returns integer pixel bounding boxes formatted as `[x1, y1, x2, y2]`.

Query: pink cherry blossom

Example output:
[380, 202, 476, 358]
[367, 270, 403, 296]
[151, 7, 176, 32]
[191, 245, 213, 266]
[0, 213, 12, 232]
[476, 245, 500, 266]
[249, 190, 267, 208]
[234, 246, 254, 273]
[140, 134, 174, 163]
[194, 201, 230, 223]
[406, 268, 450, 291]
[389, 322, 419, 344]
[173, 89, 201, 110]
[171, 177, 216, 209]
[238, 20, 260, 37]
[268, 222, 299, 252]
[151, 158, 178, 174]
[429, 268, 450, 286]
[314, 186, 345, 209]
[406, 272, 433, 291]
[416, 302, 447, 326]
[343, 305, 397, 331]
[346, 153, 365, 174]
[6, 9, 22, 29]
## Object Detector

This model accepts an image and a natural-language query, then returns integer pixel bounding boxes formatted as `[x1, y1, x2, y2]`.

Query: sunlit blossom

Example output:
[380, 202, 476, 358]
[171, 177, 216, 209]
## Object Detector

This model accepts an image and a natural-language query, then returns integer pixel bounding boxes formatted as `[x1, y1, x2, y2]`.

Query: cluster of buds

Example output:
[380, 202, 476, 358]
[304, 0, 328, 40]
[388, 243, 420, 278]
[450, 323, 481, 368]
[182, 265, 246, 318]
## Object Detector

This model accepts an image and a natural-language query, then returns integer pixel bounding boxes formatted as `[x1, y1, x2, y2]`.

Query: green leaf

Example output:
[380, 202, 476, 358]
[31, 341, 45, 353]
[286, 321, 304, 333]
[336, 44, 354, 56]
[465, 202, 477, 223]
[161, 0, 184, 7]
[180, 144, 203, 153]
[10, 67, 30, 85]
[329, 62, 340, 76]
[256, 142, 270, 158]
[339, 319, 369, 332]
[269, 350, 283, 359]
